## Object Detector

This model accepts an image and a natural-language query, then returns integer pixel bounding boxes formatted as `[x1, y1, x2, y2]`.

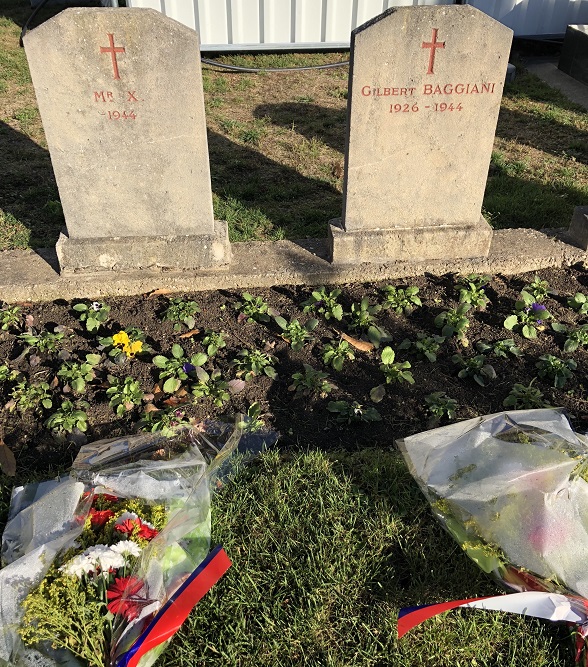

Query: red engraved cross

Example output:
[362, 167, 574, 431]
[100, 33, 125, 80]
[421, 28, 445, 75]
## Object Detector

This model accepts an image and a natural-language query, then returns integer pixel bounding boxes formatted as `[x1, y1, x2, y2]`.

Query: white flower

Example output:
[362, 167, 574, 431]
[90, 301, 102, 311]
[111, 541, 142, 558]
[60, 554, 95, 578]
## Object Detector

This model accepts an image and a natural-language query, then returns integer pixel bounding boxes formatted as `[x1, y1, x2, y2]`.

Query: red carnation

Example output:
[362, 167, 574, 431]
[107, 576, 145, 621]
[115, 518, 140, 535]
[137, 522, 158, 541]
[89, 508, 115, 528]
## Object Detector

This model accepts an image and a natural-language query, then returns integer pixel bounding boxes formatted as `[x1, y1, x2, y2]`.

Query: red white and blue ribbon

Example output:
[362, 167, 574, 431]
[115, 545, 231, 667]
[398, 591, 588, 639]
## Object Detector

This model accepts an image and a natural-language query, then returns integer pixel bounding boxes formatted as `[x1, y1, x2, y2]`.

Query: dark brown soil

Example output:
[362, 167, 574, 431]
[1, 265, 588, 479]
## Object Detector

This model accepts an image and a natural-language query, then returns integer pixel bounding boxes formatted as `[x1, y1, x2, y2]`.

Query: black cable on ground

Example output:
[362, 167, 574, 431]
[200, 58, 349, 73]
[20, 0, 52, 46]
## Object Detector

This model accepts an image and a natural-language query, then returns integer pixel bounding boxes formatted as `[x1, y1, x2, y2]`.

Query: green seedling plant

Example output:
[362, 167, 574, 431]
[152, 344, 208, 394]
[321, 339, 355, 371]
[503, 380, 548, 409]
[380, 285, 422, 315]
[523, 274, 551, 302]
[237, 402, 266, 432]
[0, 365, 19, 383]
[424, 392, 458, 423]
[231, 349, 278, 381]
[536, 354, 577, 389]
[6, 381, 52, 413]
[45, 399, 90, 435]
[72, 302, 110, 333]
[434, 303, 471, 345]
[234, 292, 278, 324]
[0, 305, 22, 332]
[301, 287, 344, 321]
[19, 329, 65, 354]
[455, 274, 491, 310]
[274, 316, 318, 351]
[191, 368, 232, 407]
[57, 354, 101, 394]
[379, 347, 414, 385]
[398, 333, 445, 362]
[504, 291, 552, 339]
[327, 400, 381, 425]
[348, 298, 381, 331]
[552, 322, 588, 352]
[202, 330, 226, 357]
[289, 364, 333, 398]
[138, 407, 191, 438]
[451, 353, 497, 387]
[105, 375, 144, 416]
[568, 292, 588, 314]
[162, 297, 200, 331]
[475, 338, 522, 358]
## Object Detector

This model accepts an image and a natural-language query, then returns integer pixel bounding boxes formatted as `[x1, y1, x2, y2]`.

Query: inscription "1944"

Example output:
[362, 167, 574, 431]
[93, 90, 142, 120]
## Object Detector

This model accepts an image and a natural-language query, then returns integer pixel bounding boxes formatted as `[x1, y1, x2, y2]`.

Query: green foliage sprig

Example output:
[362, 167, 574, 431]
[475, 339, 522, 358]
[327, 400, 381, 424]
[7, 380, 52, 413]
[503, 380, 548, 409]
[321, 339, 355, 371]
[57, 354, 101, 393]
[424, 392, 458, 422]
[434, 303, 471, 345]
[162, 297, 201, 331]
[231, 349, 278, 381]
[45, 399, 90, 434]
[504, 292, 551, 339]
[455, 274, 491, 310]
[536, 354, 577, 389]
[379, 347, 414, 385]
[451, 353, 497, 387]
[274, 316, 318, 351]
[380, 285, 422, 315]
[552, 322, 588, 352]
[398, 333, 445, 362]
[0, 304, 22, 331]
[568, 292, 588, 314]
[152, 344, 207, 393]
[301, 287, 344, 321]
[106, 375, 144, 416]
[72, 302, 110, 333]
[289, 364, 333, 398]
[234, 292, 277, 324]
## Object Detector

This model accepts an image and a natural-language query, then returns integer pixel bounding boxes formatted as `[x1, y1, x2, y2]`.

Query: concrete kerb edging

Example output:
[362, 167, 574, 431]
[0, 228, 586, 303]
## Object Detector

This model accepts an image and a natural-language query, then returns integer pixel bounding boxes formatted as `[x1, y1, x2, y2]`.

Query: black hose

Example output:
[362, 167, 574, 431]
[20, 0, 52, 46]
[200, 57, 349, 73]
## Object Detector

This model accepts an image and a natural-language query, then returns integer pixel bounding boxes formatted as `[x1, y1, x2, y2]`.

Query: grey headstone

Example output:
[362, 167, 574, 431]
[559, 25, 588, 86]
[329, 6, 512, 264]
[24, 8, 230, 273]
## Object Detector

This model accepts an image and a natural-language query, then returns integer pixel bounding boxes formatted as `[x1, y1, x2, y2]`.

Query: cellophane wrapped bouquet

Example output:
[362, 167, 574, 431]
[0, 421, 243, 667]
[397, 409, 588, 663]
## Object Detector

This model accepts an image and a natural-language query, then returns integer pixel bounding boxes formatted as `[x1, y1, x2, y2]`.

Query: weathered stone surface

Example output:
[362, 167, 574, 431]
[559, 25, 588, 85]
[569, 205, 588, 250]
[23, 8, 230, 270]
[333, 5, 512, 263]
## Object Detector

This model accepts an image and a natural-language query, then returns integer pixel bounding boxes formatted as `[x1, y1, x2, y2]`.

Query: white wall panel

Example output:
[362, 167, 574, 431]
[128, 0, 588, 47]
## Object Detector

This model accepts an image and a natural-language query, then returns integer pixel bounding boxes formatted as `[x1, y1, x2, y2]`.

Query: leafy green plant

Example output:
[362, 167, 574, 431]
[152, 344, 208, 394]
[138, 407, 191, 438]
[455, 274, 491, 310]
[45, 399, 90, 434]
[289, 364, 333, 398]
[398, 333, 445, 362]
[237, 402, 267, 432]
[475, 339, 522, 358]
[274, 316, 318, 351]
[0, 305, 22, 331]
[503, 380, 548, 409]
[451, 353, 497, 387]
[434, 303, 471, 345]
[19, 329, 65, 354]
[568, 292, 588, 314]
[72, 302, 110, 332]
[348, 298, 381, 331]
[327, 400, 381, 425]
[301, 287, 344, 321]
[0, 365, 19, 383]
[191, 368, 232, 407]
[380, 285, 422, 315]
[57, 354, 101, 394]
[321, 340, 355, 371]
[504, 292, 551, 339]
[379, 347, 414, 385]
[234, 293, 277, 324]
[202, 330, 226, 357]
[536, 354, 577, 389]
[424, 392, 458, 422]
[105, 375, 144, 416]
[552, 322, 588, 352]
[7, 380, 52, 413]
[523, 274, 551, 302]
[161, 297, 201, 331]
[231, 349, 278, 381]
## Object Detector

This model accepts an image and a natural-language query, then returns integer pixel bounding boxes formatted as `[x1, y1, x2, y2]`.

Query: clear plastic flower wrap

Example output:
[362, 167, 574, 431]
[0, 420, 272, 667]
[397, 408, 588, 662]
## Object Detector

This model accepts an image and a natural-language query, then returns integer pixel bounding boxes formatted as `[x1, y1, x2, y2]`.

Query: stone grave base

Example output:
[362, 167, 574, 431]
[55, 221, 231, 274]
[328, 217, 493, 264]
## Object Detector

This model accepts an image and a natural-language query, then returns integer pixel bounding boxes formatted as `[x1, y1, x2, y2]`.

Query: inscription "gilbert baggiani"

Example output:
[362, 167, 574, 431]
[361, 82, 497, 97]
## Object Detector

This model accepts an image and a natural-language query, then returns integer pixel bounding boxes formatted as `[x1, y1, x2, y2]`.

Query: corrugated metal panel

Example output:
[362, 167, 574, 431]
[468, 0, 588, 37]
[127, 0, 588, 48]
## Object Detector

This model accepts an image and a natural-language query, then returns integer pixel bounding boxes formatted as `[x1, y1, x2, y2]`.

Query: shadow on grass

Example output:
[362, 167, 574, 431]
[0, 0, 104, 28]
[253, 102, 347, 154]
